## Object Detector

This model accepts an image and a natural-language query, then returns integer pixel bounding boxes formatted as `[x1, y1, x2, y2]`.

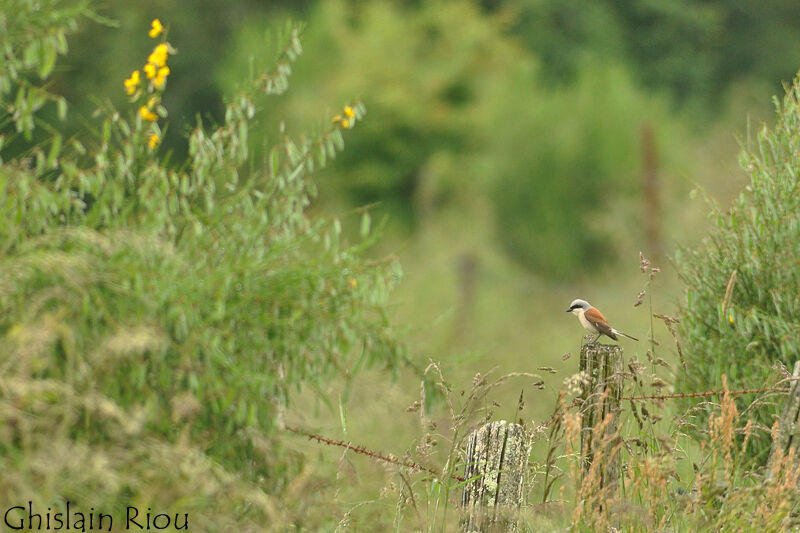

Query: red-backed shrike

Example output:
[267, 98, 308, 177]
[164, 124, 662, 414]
[566, 299, 638, 342]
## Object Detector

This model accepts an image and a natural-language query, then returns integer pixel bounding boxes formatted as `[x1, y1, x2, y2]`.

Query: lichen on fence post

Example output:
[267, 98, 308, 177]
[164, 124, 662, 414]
[461, 420, 531, 532]
[578, 342, 624, 491]
[768, 360, 800, 478]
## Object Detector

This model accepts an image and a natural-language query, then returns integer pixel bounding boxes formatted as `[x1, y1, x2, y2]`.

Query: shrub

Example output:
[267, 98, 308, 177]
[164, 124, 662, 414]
[219, 2, 691, 278]
[675, 74, 800, 460]
[0, 6, 402, 526]
[489, 61, 683, 277]
[216, 0, 524, 229]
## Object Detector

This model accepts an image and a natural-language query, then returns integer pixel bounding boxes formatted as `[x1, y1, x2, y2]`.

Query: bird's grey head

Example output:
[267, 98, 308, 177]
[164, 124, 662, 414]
[566, 299, 591, 313]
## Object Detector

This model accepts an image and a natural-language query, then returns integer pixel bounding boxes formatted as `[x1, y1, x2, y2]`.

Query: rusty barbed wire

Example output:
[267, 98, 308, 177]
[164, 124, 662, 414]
[284, 424, 465, 482]
[622, 386, 790, 401]
[536, 398, 582, 430]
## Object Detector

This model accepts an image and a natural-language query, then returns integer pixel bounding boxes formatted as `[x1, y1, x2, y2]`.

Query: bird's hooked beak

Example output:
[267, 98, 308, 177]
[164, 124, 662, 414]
[565, 307, 572, 313]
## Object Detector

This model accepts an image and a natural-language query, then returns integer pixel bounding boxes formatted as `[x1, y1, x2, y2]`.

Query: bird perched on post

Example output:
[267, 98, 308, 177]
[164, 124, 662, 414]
[566, 299, 638, 343]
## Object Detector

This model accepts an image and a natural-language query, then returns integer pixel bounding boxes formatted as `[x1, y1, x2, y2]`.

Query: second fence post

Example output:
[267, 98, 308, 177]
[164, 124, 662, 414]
[768, 360, 800, 479]
[579, 342, 624, 491]
[461, 420, 530, 532]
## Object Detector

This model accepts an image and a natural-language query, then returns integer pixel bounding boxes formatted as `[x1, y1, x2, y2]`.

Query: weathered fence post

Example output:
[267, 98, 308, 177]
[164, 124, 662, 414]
[578, 342, 624, 491]
[768, 361, 800, 478]
[452, 252, 478, 344]
[640, 122, 662, 261]
[461, 420, 531, 532]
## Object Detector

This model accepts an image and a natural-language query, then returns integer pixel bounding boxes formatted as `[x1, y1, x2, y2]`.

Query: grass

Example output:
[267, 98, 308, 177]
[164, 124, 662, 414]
[287, 345, 798, 531]
[282, 177, 800, 530]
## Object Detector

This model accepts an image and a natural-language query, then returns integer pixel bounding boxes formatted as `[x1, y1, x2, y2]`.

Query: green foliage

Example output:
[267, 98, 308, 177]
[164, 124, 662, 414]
[0, 0, 86, 137]
[217, 2, 686, 278]
[489, 61, 683, 277]
[675, 75, 800, 460]
[511, 0, 800, 107]
[510, 0, 626, 82]
[0, 7, 402, 525]
[16, 0, 800, 281]
[31, 0, 800, 280]
[218, 0, 521, 228]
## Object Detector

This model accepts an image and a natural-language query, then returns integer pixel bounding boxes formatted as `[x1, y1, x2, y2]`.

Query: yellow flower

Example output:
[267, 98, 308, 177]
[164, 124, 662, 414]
[148, 133, 160, 149]
[344, 105, 355, 118]
[140, 106, 158, 122]
[154, 66, 170, 88]
[149, 19, 164, 39]
[143, 63, 157, 79]
[728, 314, 734, 324]
[341, 119, 350, 129]
[124, 70, 141, 95]
[347, 277, 358, 289]
[148, 43, 169, 67]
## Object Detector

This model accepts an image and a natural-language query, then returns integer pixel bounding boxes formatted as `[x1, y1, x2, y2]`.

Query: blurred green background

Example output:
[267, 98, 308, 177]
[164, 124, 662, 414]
[57, 0, 798, 275]
[6, 0, 800, 529]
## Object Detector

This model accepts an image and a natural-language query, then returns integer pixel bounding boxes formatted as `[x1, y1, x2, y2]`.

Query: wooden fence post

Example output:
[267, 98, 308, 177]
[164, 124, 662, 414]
[452, 252, 478, 344]
[461, 420, 530, 532]
[640, 122, 662, 261]
[578, 342, 624, 491]
[768, 361, 800, 478]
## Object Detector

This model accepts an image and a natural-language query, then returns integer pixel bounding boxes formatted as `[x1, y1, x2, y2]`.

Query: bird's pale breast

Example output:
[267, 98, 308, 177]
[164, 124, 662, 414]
[578, 310, 600, 333]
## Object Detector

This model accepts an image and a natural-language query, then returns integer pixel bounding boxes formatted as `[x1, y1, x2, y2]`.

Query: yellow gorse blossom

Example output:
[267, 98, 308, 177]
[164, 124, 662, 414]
[124, 17, 172, 150]
[333, 104, 358, 128]
[137, 42, 172, 92]
[154, 66, 170, 89]
[140, 105, 158, 122]
[125, 23, 173, 97]
[148, 44, 169, 68]
[149, 19, 163, 39]
[124, 70, 141, 95]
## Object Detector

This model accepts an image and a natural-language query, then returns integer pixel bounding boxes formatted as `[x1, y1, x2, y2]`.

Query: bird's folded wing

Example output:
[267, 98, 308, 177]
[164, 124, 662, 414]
[584, 307, 616, 338]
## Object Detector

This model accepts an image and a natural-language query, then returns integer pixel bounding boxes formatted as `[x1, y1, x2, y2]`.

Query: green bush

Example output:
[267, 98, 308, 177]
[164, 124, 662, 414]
[217, 0, 523, 229]
[488, 60, 683, 277]
[508, 0, 800, 109]
[218, 2, 692, 278]
[0, 6, 402, 526]
[675, 75, 800, 460]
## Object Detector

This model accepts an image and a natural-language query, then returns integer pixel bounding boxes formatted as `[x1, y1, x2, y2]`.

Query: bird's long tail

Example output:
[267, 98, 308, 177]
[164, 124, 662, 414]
[612, 329, 639, 341]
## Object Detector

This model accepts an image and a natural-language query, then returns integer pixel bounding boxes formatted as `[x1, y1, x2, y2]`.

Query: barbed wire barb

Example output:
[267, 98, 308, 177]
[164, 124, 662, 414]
[284, 425, 465, 482]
